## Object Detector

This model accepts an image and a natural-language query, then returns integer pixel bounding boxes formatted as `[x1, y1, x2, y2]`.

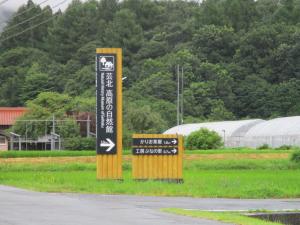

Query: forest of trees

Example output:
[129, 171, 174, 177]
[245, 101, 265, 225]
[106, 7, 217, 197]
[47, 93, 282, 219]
[0, 0, 300, 135]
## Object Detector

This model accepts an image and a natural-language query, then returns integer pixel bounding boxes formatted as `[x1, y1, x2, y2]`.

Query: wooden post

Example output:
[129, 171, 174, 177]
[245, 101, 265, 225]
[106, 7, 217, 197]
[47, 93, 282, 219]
[132, 134, 184, 182]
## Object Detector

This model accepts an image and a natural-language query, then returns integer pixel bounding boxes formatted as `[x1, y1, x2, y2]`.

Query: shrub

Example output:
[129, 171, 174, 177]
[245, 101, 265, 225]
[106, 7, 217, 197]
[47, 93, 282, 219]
[291, 151, 300, 163]
[276, 145, 293, 150]
[64, 137, 96, 150]
[123, 127, 134, 148]
[185, 128, 223, 150]
[257, 144, 271, 150]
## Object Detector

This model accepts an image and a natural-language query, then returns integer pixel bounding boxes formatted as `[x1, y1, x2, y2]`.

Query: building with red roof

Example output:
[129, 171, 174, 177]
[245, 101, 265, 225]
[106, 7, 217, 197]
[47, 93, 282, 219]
[0, 107, 27, 151]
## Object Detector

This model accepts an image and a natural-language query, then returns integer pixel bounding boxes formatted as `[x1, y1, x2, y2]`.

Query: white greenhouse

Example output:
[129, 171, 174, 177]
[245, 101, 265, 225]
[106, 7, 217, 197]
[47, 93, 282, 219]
[164, 116, 300, 148]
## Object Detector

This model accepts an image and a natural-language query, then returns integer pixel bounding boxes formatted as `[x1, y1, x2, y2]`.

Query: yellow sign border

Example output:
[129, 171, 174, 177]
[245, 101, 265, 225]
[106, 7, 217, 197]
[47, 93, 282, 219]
[96, 48, 122, 180]
[132, 134, 183, 182]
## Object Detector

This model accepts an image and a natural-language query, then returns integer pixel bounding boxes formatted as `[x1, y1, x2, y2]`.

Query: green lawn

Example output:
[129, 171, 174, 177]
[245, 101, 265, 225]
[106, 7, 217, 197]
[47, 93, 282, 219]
[0, 158, 299, 198]
[162, 208, 283, 225]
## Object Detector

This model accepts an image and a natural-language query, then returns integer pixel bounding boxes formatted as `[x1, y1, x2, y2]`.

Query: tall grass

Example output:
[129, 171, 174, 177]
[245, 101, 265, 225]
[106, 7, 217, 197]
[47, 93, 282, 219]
[0, 148, 294, 158]
[0, 158, 299, 198]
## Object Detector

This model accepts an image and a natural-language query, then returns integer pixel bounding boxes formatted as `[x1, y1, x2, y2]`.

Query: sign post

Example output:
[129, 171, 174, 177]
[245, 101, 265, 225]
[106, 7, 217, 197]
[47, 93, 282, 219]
[132, 134, 183, 182]
[96, 48, 122, 180]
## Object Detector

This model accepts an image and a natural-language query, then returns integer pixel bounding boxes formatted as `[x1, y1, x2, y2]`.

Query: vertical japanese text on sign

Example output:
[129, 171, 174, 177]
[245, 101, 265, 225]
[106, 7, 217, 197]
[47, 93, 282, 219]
[96, 54, 117, 154]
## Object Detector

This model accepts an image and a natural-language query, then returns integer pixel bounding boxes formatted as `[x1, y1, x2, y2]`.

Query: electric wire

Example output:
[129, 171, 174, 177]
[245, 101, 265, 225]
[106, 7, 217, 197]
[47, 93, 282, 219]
[3, 0, 68, 32]
[0, 0, 51, 25]
[0, 0, 9, 7]
[0, 14, 57, 43]
[0, 0, 70, 43]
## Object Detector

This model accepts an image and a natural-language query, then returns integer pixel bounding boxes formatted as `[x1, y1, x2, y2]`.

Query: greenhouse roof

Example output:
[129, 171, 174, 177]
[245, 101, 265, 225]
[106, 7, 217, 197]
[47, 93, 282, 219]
[164, 119, 264, 137]
[245, 116, 300, 136]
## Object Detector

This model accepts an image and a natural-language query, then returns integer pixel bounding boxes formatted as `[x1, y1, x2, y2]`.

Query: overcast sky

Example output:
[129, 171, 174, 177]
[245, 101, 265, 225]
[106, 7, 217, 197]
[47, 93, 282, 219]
[0, 0, 82, 29]
[1, 0, 79, 13]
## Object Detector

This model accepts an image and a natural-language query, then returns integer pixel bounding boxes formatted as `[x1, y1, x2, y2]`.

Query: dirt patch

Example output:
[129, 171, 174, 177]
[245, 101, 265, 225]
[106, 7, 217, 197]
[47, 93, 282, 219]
[185, 153, 290, 160]
[0, 153, 289, 164]
[0, 156, 97, 164]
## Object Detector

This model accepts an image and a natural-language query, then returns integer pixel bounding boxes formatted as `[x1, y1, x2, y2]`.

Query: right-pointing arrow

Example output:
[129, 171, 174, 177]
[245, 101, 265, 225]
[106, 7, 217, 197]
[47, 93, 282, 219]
[100, 138, 115, 152]
[171, 148, 177, 154]
[171, 139, 177, 145]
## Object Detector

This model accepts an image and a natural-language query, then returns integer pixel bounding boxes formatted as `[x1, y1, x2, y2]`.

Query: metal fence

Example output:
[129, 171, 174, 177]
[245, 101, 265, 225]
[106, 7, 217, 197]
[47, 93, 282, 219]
[9, 116, 95, 151]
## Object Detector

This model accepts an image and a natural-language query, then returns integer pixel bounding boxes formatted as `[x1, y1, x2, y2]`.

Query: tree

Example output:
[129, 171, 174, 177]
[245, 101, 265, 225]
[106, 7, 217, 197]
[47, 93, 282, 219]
[192, 25, 237, 63]
[103, 9, 144, 66]
[46, 0, 101, 62]
[124, 104, 167, 133]
[64, 65, 94, 96]
[12, 92, 82, 139]
[22, 63, 52, 101]
[209, 100, 235, 121]
[132, 72, 176, 102]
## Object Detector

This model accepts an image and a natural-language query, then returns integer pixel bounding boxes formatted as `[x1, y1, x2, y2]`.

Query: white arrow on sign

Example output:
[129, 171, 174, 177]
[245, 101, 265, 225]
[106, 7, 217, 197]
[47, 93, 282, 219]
[171, 148, 177, 154]
[171, 139, 177, 145]
[100, 138, 115, 152]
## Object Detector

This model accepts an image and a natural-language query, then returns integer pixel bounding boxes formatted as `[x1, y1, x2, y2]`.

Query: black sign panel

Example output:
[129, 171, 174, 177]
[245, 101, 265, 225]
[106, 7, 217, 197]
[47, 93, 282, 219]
[96, 54, 117, 154]
[132, 138, 178, 147]
[133, 147, 178, 155]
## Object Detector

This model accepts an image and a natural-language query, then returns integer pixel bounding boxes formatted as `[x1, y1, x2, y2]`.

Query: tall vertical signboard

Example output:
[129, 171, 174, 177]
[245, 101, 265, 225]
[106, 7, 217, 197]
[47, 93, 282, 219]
[96, 48, 122, 180]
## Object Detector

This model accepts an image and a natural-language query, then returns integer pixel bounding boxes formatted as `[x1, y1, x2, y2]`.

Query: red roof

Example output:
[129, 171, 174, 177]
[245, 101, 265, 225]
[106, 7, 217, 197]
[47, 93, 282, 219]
[0, 107, 27, 125]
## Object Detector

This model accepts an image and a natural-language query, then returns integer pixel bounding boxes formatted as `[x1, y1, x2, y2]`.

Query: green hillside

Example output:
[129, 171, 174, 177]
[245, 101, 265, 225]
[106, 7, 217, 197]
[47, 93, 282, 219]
[0, 0, 300, 135]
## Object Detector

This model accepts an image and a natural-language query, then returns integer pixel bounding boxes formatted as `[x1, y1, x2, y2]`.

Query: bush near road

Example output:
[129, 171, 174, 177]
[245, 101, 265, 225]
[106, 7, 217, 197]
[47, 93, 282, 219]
[185, 128, 223, 150]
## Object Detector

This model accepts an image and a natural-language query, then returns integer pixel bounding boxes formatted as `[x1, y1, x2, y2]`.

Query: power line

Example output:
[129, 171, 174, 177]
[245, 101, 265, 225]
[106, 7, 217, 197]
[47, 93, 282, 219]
[0, 14, 57, 43]
[0, 0, 70, 43]
[0, 0, 51, 26]
[3, 0, 68, 33]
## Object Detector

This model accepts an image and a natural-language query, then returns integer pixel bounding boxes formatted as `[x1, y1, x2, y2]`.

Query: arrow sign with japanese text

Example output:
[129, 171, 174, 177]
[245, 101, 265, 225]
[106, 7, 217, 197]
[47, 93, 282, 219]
[96, 53, 118, 154]
[132, 134, 183, 182]
[132, 138, 178, 147]
[132, 147, 178, 155]
[132, 136, 179, 155]
[96, 48, 123, 180]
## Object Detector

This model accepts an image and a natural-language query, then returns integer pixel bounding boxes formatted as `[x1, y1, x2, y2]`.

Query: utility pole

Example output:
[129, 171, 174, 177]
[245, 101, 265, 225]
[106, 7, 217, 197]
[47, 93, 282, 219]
[177, 65, 180, 126]
[181, 66, 184, 125]
[52, 114, 55, 134]
[51, 114, 55, 150]
[87, 114, 91, 137]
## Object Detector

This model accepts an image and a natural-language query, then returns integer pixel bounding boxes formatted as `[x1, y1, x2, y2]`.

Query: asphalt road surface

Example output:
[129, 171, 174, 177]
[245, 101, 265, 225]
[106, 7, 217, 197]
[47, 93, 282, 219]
[0, 185, 300, 225]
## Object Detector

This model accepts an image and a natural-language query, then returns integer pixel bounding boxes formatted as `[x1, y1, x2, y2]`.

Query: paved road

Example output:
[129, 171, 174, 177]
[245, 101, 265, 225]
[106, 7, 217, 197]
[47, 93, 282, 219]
[0, 185, 299, 225]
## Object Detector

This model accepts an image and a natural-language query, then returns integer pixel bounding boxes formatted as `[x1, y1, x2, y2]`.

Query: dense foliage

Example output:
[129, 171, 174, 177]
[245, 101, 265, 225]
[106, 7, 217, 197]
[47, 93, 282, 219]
[64, 137, 96, 150]
[185, 128, 223, 150]
[1, 0, 300, 135]
[291, 151, 300, 163]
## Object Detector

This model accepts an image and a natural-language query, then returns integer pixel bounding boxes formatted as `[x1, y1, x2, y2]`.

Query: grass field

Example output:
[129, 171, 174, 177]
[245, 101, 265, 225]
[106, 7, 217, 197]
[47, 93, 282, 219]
[162, 208, 283, 225]
[0, 148, 295, 158]
[0, 153, 299, 198]
[0, 150, 96, 158]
